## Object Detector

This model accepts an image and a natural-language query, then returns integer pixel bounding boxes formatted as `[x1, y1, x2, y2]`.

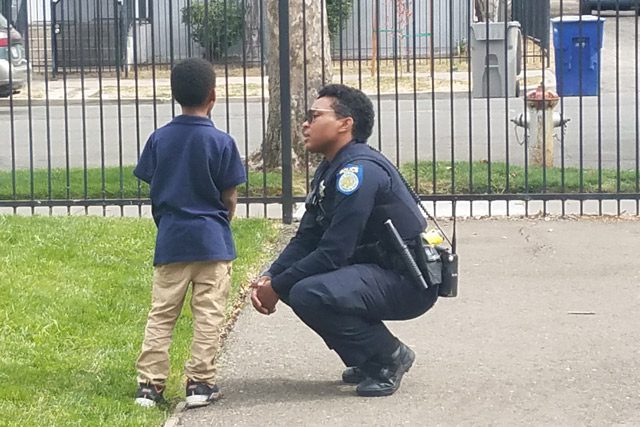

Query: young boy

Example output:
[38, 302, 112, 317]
[133, 58, 246, 408]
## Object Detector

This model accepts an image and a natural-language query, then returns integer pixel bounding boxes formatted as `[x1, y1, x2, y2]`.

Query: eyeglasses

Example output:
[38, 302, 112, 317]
[305, 108, 336, 124]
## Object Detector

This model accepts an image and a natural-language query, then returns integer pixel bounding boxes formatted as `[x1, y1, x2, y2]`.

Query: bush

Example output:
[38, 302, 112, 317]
[182, 0, 245, 61]
[327, 0, 353, 40]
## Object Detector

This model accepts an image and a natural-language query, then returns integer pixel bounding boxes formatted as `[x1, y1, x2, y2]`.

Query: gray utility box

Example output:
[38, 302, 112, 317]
[470, 22, 522, 98]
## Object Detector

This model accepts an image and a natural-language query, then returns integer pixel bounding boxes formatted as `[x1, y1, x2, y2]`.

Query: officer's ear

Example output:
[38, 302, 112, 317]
[338, 116, 354, 135]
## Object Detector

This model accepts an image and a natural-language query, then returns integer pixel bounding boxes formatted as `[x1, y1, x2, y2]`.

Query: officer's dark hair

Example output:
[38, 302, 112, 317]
[170, 58, 216, 107]
[318, 84, 374, 142]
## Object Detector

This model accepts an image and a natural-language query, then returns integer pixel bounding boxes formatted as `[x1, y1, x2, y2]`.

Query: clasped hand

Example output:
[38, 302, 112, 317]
[250, 276, 279, 315]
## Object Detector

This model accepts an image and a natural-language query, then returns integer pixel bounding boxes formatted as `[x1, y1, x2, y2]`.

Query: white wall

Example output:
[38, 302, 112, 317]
[27, 0, 50, 23]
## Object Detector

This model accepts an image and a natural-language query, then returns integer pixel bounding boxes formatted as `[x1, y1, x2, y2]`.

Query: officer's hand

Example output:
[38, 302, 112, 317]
[251, 275, 271, 288]
[250, 276, 278, 315]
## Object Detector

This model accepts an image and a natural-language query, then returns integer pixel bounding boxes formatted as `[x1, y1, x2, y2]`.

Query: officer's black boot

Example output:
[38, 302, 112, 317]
[342, 367, 368, 384]
[356, 342, 415, 397]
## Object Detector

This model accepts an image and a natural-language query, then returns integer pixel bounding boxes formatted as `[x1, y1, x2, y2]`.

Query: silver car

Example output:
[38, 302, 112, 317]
[0, 13, 27, 97]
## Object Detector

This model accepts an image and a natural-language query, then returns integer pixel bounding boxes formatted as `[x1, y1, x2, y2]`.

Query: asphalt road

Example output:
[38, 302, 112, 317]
[178, 219, 640, 426]
[1, 92, 638, 171]
[0, 15, 637, 172]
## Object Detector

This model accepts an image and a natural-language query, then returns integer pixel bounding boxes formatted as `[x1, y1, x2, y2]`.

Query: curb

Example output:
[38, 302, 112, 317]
[163, 402, 186, 427]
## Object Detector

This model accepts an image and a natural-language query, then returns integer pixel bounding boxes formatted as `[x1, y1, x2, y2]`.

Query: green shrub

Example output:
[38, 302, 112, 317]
[327, 0, 353, 39]
[182, 0, 245, 60]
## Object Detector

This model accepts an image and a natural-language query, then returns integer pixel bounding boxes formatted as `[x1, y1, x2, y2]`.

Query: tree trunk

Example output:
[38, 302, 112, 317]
[474, 0, 505, 22]
[260, 0, 333, 170]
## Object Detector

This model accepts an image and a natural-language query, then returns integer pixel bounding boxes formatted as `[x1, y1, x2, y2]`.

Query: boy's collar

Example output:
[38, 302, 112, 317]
[172, 115, 214, 127]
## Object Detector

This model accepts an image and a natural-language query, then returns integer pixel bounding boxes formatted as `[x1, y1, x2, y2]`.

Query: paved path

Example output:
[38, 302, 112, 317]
[178, 218, 640, 427]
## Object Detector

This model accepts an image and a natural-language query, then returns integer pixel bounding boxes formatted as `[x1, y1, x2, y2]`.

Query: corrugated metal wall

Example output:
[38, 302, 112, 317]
[139, 0, 472, 65]
[24, 0, 472, 69]
[135, 0, 200, 65]
[333, 0, 471, 60]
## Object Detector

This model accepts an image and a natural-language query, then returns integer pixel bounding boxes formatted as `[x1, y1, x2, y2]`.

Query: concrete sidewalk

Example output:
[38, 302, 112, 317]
[178, 218, 640, 427]
[1, 69, 557, 106]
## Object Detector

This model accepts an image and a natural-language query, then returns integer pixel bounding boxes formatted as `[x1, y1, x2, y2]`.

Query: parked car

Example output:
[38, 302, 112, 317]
[580, 0, 640, 15]
[0, 13, 27, 98]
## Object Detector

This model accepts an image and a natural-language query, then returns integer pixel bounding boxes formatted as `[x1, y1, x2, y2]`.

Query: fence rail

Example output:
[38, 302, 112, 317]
[1, 0, 639, 220]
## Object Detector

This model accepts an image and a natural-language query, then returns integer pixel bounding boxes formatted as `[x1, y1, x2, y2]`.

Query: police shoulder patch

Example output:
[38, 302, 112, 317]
[336, 163, 363, 195]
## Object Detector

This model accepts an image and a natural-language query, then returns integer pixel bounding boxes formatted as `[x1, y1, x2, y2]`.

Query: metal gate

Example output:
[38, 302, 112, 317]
[51, 0, 131, 75]
[1, 0, 640, 220]
[512, 0, 550, 63]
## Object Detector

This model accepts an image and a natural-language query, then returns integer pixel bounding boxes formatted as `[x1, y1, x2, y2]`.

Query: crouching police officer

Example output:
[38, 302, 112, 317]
[251, 84, 439, 397]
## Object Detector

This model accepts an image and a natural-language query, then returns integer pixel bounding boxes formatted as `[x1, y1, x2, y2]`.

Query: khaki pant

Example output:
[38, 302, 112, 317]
[136, 260, 232, 386]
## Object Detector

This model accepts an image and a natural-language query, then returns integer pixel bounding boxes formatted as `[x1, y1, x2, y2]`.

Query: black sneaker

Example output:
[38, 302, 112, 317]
[342, 366, 368, 384]
[135, 382, 166, 407]
[185, 379, 222, 408]
[356, 342, 416, 397]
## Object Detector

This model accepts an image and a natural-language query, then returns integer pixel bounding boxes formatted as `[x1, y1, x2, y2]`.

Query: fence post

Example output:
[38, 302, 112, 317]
[51, 0, 58, 78]
[1, 1, 10, 22]
[279, 0, 293, 224]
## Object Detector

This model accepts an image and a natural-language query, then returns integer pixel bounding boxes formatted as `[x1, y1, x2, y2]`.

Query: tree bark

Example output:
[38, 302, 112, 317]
[260, 0, 333, 170]
[474, 0, 506, 22]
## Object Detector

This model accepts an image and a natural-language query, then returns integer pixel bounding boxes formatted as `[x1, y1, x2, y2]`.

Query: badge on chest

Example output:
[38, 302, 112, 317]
[336, 163, 363, 196]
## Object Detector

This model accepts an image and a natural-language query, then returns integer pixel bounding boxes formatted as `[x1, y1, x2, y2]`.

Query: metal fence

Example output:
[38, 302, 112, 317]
[1, 0, 639, 221]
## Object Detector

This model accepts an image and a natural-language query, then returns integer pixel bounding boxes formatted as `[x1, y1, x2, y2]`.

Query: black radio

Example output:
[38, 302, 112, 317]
[436, 247, 458, 298]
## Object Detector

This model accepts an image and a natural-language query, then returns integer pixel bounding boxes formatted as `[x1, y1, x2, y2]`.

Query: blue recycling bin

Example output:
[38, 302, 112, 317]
[551, 16, 605, 97]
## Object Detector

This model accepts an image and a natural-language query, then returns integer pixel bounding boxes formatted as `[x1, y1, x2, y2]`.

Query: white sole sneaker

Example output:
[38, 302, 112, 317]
[135, 397, 157, 408]
[185, 394, 212, 408]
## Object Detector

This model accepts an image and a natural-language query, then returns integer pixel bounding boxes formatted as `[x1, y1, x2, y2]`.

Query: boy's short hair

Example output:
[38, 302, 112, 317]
[171, 58, 216, 107]
[317, 84, 375, 142]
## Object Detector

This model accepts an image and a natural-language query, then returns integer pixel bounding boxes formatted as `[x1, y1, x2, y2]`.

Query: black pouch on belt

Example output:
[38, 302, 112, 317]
[413, 238, 442, 287]
[414, 238, 459, 298]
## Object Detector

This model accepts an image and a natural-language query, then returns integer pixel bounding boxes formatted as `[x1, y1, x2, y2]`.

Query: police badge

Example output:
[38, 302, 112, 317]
[336, 164, 362, 195]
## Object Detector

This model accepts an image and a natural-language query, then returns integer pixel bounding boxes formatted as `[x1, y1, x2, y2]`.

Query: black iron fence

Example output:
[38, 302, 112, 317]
[1, 0, 639, 221]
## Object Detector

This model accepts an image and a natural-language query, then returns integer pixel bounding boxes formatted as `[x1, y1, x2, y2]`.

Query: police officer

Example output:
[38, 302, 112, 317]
[251, 84, 439, 397]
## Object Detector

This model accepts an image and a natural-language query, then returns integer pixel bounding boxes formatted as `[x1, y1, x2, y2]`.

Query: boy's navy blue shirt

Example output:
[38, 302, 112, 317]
[134, 115, 246, 265]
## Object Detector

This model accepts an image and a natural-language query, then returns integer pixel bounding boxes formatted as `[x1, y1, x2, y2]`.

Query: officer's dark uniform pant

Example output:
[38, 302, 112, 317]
[285, 264, 438, 367]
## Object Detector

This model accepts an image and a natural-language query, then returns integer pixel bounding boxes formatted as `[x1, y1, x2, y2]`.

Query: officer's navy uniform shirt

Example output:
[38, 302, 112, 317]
[134, 115, 246, 265]
[267, 141, 426, 296]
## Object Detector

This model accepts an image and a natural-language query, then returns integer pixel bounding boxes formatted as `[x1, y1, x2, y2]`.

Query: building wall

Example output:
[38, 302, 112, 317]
[23, 0, 472, 71]
[333, 0, 471, 60]
[136, 0, 472, 66]
[133, 0, 200, 65]
[27, 0, 50, 23]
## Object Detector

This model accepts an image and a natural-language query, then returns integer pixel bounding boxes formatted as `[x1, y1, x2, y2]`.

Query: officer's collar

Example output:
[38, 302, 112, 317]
[327, 139, 365, 164]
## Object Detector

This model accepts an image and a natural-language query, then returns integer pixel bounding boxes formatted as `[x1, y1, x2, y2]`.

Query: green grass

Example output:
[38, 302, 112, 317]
[400, 161, 640, 194]
[0, 216, 279, 426]
[0, 166, 303, 199]
[1, 162, 639, 201]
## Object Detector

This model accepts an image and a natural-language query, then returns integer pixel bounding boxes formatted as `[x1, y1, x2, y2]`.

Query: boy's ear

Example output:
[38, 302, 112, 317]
[208, 88, 217, 105]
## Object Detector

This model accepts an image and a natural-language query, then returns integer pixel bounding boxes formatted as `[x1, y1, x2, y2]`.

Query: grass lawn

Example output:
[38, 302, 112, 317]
[1, 162, 639, 201]
[0, 216, 279, 426]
